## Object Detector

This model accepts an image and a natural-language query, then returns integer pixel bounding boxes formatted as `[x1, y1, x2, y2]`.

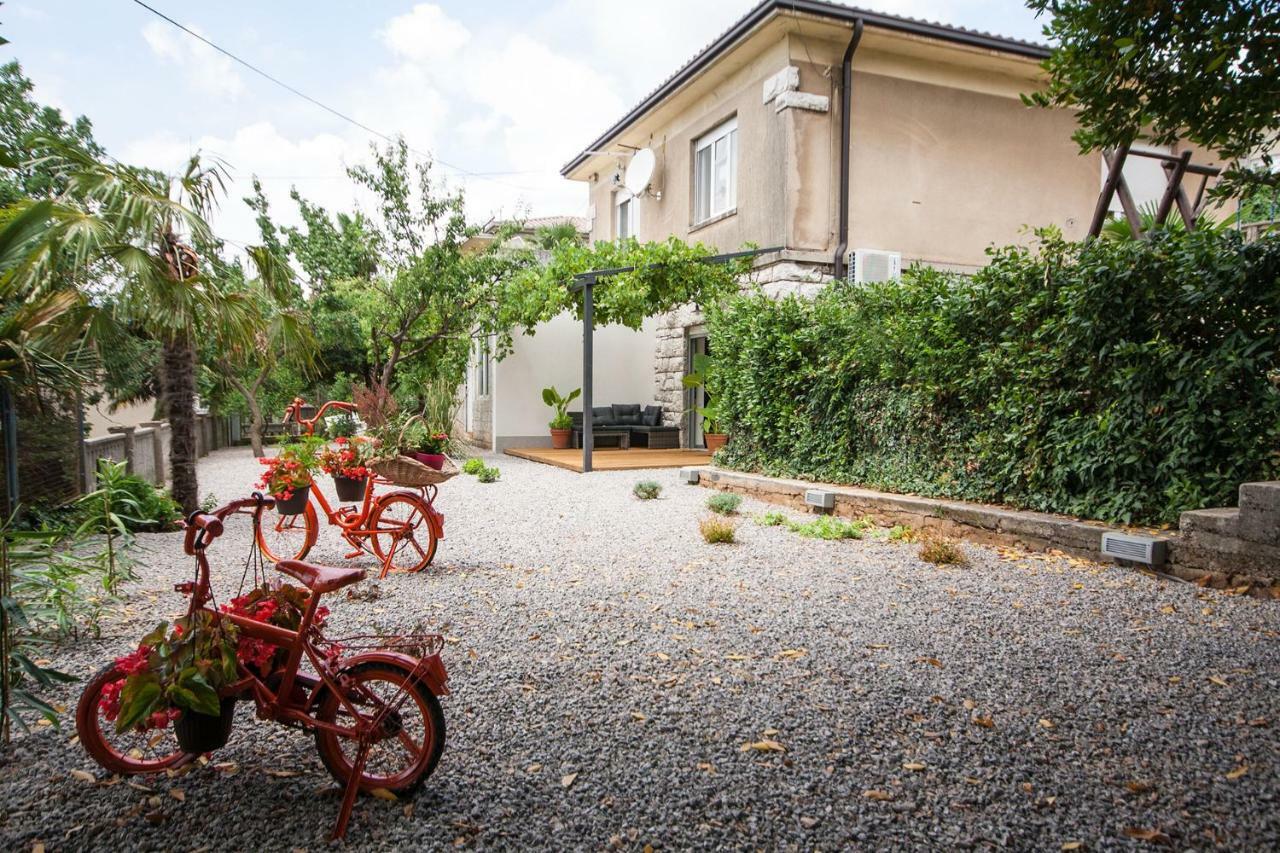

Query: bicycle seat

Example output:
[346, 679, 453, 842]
[274, 559, 366, 594]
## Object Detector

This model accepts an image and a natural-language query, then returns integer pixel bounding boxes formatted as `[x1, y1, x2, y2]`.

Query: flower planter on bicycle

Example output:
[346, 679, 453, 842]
[75, 495, 450, 840]
[257, 398, 456, 579]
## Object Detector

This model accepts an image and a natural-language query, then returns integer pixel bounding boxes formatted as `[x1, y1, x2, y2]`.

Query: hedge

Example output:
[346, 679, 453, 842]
[709, 229, 1280, 525]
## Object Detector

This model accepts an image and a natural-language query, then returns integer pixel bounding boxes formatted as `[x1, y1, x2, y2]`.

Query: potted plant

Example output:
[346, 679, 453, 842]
[542, 386, 581, 449]
[682, 354, 728, 451]
[257, 438, 322, 515]
[318, 435, 375, 502]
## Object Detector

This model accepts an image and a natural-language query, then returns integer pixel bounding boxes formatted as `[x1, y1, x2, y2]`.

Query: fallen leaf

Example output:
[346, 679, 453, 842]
[70, 770, 95, 783]
[972, 715, 995, 729]
[697, 762, 716, 774]
[914, 657, 943, 668]
[863, 789, 894, 801]
[526, 763, 542, 773]
[1039, 718, 1056, 729]
[561, 773, 578, 788]
[369, 787, 398, 801]
[1061, 842, 1084, 851]
[776, 648, 807, 660]
[31, 843, 45, 853]
[1125, 780, 1155, 794]
[630, 712, 647, 723]
[902, 762, 926, 771]
[1208, 675, 1229, 687]
[267, 770, 301, 778]
[739, 740, 785, 753]
[866, 644, 890, 650]
[1225, 765, 1249, 781]
[168, 788, 185, 802]
[724, 653, 749, 661]
[962, 698, 976, 710]
[654, 652, 670, 662]
[1123, 827, 1172, 845]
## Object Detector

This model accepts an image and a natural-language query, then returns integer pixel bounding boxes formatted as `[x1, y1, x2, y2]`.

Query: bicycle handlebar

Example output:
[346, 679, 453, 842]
[182, 493, 276, 555]
[280, 397, 357, 437]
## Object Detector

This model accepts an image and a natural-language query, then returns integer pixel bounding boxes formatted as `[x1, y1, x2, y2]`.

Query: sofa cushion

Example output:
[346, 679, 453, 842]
[610, 403, 641, 426]
[641, 405, 662, 426]
[592, 406, 614, 425]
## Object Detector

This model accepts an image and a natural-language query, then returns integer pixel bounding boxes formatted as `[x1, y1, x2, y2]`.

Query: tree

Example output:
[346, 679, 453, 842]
[19, 140, 289, 513]
[1026, 0, 1280, 200]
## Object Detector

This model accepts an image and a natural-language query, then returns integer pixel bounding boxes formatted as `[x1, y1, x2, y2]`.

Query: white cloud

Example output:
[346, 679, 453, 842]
[381, 3, 471, 68]
[141, 20, 245, 100]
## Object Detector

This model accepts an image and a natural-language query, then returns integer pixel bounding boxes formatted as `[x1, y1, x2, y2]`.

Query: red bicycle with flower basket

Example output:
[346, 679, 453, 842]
[256, 397, 454, 578]
[75, 495, 449, 839]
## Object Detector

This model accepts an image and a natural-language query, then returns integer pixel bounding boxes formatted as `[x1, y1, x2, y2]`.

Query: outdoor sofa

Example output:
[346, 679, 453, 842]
[569, 404, 680, 449]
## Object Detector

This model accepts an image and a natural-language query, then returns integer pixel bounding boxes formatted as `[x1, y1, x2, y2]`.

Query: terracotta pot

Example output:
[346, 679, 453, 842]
[332, 474, 367, 502]
[274, 483, 311, 515]
[704, 433, 728, 452]
[550, 427, 572, 449]
[175, 699, 236, 753]
[412, 452, 446, 471]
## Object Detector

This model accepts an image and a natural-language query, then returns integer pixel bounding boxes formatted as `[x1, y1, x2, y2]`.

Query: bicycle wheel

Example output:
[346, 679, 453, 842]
[369, 493, 438, 573]
[76, 664, 192, 775]
[313, 661, 445, 797]
[256, 502, 318, 563]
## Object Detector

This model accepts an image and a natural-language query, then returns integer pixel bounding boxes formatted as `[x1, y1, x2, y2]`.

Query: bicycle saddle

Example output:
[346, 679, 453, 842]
[274, 560, 367, 594]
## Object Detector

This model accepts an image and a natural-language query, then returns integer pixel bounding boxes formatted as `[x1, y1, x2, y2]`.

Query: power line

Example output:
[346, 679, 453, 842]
[125, 0, 547, 192]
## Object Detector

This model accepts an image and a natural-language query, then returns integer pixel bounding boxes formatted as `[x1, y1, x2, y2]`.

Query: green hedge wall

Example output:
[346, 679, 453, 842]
[709, 230, 1280, 525]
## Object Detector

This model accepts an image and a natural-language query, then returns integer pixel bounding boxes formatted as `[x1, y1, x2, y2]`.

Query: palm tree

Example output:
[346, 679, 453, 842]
[19, 139, 290, 513]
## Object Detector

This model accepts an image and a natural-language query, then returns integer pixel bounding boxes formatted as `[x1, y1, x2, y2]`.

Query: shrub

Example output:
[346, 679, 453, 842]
[706, 492, 743, 515]
[755, 510, 787, 526]
[75, 459, 180, 534]
[786, 515, 872, 540]
[919, 536, 966, 566]
[633, 480, 662, 500]
[709, 229, 1280, 525]
[477, 465, 500, 483]
[462, 457, 485, 475]
[888, 524, 918, 543]
[699, 516, 737, 544]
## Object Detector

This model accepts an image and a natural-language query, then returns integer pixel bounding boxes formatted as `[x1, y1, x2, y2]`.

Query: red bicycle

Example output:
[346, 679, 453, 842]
[257, 398, 445, 577]
[75, 496, 449, 839]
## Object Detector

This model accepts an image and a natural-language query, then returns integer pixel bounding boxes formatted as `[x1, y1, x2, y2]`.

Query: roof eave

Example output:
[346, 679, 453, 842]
[559, 0, 1050, 178]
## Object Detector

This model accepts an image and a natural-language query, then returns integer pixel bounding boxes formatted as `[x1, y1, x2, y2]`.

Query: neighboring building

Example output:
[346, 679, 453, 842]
[557, 0, 1223, 448]
[457, 216, 659, 452]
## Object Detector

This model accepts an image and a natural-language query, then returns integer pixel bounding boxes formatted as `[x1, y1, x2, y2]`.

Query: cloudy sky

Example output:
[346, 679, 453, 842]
[5, 1, 1047, 247]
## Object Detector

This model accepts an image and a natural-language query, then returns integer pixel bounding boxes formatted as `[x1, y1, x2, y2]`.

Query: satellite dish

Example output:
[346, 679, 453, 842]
[624, 148, 657, 196]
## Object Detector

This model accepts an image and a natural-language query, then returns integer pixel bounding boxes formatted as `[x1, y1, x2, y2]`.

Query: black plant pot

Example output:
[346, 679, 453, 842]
[274, 484, 311, 515]
[175, 698, 236, 753]
[333, 474, 367, 503]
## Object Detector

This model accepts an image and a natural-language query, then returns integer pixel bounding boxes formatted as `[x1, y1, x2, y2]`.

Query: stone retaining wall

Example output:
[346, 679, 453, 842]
[687, 466, 1280, 593]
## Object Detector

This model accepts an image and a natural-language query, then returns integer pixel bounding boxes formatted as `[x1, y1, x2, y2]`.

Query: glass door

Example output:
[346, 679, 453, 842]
[687, 334, 709, 448]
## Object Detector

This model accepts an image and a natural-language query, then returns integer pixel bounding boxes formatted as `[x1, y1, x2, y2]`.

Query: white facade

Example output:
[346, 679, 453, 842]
[460, 313, 659, 451]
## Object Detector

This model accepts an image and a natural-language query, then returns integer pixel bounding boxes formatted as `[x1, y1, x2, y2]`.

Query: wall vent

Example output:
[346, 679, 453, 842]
[848, 249, 901, 284]
[1100, 531, 1168, 566]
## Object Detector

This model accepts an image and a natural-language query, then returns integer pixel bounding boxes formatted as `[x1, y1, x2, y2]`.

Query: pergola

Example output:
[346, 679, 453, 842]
[569, 246, 782, 472]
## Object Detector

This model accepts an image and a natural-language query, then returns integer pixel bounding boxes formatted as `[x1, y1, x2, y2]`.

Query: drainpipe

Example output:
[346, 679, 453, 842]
[832, 17, 864, 281]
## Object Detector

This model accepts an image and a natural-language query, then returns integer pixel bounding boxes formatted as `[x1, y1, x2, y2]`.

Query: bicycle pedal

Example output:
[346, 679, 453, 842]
[343, 549, 363, 559]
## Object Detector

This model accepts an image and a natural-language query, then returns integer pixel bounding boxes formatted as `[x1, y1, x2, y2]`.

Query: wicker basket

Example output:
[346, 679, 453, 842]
[370, 453, 458, 487]
[370, 415, 459, 486]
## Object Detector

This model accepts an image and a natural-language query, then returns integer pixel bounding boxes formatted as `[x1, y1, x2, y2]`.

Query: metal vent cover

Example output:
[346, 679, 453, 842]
[1100, 531, 1168, 566]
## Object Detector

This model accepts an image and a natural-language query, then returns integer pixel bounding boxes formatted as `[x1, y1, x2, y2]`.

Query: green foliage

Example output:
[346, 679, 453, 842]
[705, 492, 742, 516]
[542, 385, 580, 430]
[76, 459, 180, 535]
[698, 515, 736, 544]
[755, 510, 787, 526]
[461, 457, 485, 475]
[887, 525, 918, 543]
[710, 229, 1280, 525]
[681, 352, 723, 433]
[1025, 0, 1279, 200]
[632, 480, 662, 500]
[786, 515, 872, 540]
[324, 411, 359, 439]
[476, 465, 500, 483]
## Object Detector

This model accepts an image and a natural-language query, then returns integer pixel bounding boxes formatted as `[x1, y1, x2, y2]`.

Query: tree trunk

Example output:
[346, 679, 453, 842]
[223, 368, 267, 458]
[163, 332, 199, 515]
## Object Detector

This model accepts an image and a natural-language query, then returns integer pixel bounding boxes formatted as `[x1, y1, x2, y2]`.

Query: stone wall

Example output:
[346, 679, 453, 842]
[653, 254, 833, 446]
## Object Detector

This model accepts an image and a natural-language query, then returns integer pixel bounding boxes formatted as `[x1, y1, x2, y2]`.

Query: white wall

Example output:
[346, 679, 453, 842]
[493, 313, 658, 446]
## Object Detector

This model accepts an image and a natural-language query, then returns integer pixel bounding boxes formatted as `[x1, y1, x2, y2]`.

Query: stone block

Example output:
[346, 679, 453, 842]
[1179, 507, 1240, 537]
[761, 66, 800, 104]
[1238, 482, 1280, 544]
[774, 91, 830, 113]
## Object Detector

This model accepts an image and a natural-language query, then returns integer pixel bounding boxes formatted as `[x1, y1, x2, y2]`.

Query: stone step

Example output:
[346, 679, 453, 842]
[1180, 506, 1240, 538]
[1238, 481, 1280, 545]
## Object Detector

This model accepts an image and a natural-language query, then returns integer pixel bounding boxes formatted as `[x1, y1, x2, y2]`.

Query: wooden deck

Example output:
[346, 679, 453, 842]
[504, 447, 713, 472]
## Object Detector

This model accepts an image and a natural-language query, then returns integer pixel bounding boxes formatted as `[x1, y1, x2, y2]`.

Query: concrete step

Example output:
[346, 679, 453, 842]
[1180, 506, 1240, 538]
[1239, 482, 1280, 545]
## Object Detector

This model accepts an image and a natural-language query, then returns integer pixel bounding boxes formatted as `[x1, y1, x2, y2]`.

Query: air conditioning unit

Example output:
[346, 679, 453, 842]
[1100, 531, 1169, 566]
[848, 248, 901, 283]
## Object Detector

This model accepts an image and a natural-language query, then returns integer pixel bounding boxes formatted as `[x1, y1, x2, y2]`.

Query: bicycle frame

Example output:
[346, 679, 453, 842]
[182, 498, 449, 838]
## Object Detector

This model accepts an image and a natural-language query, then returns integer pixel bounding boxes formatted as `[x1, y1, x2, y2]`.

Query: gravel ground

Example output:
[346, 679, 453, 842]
[2, 446, 1278, 852]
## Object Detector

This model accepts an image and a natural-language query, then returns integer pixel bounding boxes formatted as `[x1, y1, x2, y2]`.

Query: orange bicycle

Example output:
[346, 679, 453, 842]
[256, 398, 444, 577]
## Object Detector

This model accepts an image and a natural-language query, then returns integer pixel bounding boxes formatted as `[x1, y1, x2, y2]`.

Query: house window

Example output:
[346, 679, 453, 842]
[694, 116, 738, 224]
[476, 341, 492, 397]
[615, 193, 635, 239]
